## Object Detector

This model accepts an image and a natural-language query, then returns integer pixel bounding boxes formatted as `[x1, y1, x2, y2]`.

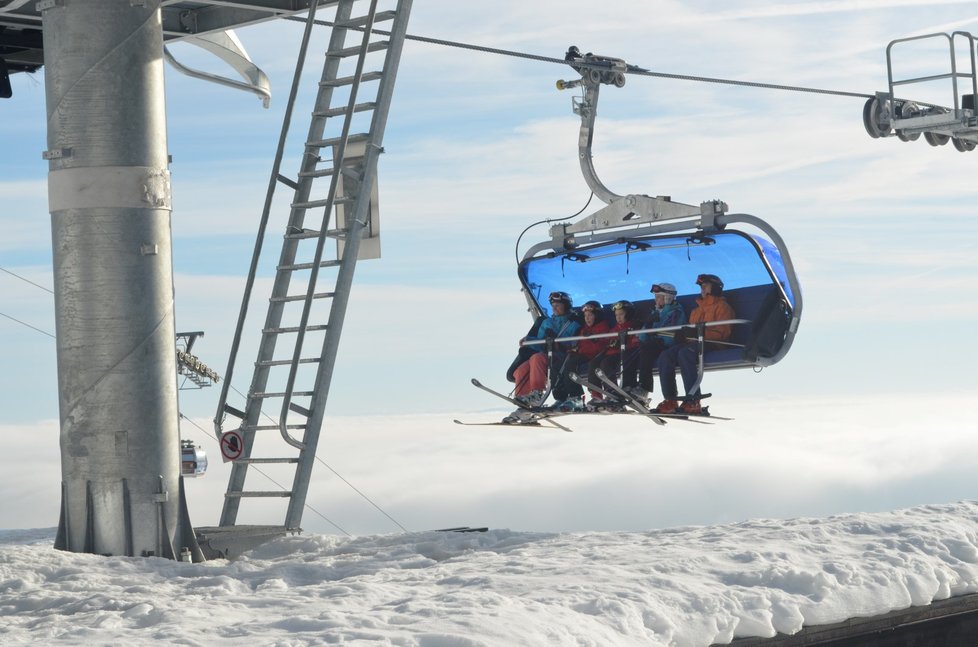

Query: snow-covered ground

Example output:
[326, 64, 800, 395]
[4, 501, 978, 646]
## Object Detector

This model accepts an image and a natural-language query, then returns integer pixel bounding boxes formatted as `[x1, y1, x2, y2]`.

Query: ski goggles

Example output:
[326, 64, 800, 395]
[650, 284, 677, 295]
[548, 291, 571, 303]
[696, 274, 724, 288]
[611, 301, 632, 312]
[581, 303, 601, 313]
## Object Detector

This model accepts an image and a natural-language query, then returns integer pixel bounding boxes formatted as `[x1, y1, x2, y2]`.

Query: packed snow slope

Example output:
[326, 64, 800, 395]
[3, 501, 978, 646]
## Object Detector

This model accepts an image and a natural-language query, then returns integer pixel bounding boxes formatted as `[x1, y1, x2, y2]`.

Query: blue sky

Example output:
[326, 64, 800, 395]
[3, 1, 978, 534]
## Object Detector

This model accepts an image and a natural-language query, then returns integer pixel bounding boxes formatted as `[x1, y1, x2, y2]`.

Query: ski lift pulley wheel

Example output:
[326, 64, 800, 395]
[895, 101, 921, 142]
[862, 96, 892, 138]
[952, 137, 976, 152]
[924, 131, 950, 146]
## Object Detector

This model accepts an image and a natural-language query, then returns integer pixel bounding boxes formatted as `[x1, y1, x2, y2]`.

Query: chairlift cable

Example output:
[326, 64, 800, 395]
[287, 16, 874, 100]
[0, 266, 56, 336]
[0, 265, 54, 294]
[0, 310, 55, 338]
[312, 456, 411, 532]
[626, 68, 872, 100]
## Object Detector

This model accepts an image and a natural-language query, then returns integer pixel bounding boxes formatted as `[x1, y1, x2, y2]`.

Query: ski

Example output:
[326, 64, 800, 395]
[467, 379, 574, 432]
[453, 417, 573, 432]
[593, 368, 658, 416]
[591, 369, 718, 424]
[569, 371, 671, 425]
[592, 369, 734, 422]
[648, 411, 732, 421]
[453, 418, 543, 428]
[567, 371, 627, 410]
[572, 371, 714, 425]
[470, 378, 546, 412]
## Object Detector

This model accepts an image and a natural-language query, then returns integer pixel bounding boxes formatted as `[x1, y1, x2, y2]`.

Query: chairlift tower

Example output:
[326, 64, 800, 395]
[41, 0, 197, 560]
[0, 0, 398, 560]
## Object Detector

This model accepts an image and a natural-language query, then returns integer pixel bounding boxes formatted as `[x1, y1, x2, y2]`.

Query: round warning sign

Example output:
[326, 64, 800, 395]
[220, 430, 244, 462]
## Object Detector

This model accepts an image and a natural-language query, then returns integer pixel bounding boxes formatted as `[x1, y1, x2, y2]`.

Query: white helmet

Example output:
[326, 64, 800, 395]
[651, 282, 677, 304]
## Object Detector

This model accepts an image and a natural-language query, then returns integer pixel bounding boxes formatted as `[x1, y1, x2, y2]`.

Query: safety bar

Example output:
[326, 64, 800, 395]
[518, 319, 751, 347]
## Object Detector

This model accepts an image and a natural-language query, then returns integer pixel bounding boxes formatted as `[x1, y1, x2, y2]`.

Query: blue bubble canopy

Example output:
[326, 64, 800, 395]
[519, 224, 802, 370]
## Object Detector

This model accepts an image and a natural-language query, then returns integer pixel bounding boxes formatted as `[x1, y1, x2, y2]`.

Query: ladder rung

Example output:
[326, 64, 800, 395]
[276, 174, 299, 190]
[307, 132, 370, 149]
[284, 228, 321, 239]
[251, 391, 315, 398]
[226, 491, 293, 498]
[268, 293, 335, 304]
[235, 457, 301, 465]
[325, 228, 348, 239]
[262, 325, 329, 335]
[296, 167, 336, 180]
[291, 195, 354, 209]
[313, 101, 377, 119]
[335, 11, 397, 29]
[320, 71, 384, 88]
[278, 260, 342, 271]
[290, 402, 312, 417]
[256, 357, 322, 367]
[326, 40, 389, 59]
[223, 403, 246, 419]
[291, 197, 336, 210]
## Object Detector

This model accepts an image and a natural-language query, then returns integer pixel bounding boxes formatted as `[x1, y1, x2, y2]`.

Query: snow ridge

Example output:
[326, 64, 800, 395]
[2, 502, 978, 646]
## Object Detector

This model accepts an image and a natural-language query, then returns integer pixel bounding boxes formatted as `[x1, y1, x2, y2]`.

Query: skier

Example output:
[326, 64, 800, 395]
[653, 274, 735, 415]
[587, 300, 640, 407]
[553, 300, 610, 410]
[504, 291, 581, 422]
[635, 282, 686, 403]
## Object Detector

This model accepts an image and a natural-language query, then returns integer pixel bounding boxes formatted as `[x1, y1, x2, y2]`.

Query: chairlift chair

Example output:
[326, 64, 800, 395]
[517, 48, 803, 384]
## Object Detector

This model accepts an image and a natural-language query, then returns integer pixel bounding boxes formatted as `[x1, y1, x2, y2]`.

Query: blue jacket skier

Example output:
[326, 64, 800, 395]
[637, 282, 686, 398]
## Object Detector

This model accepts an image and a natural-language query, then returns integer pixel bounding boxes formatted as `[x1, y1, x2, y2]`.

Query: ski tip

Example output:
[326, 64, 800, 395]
[471, 378, 481, 386]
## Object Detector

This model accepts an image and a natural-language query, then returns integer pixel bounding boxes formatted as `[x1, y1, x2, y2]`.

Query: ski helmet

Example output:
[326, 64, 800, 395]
[695, 274, 724, 294]
[611, 300, 635, 319]
[650, 282, 677, 304]
[548, 290, 573, 308]
[581, 300, 602, 313]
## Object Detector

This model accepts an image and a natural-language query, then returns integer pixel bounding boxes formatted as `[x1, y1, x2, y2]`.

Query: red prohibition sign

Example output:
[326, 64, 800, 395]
[220, 430, 244, 462]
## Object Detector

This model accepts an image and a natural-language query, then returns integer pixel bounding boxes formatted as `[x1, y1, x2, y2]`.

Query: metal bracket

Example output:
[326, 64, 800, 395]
[178, 9, 197, 34]
[35, 0, 63, 11]
[42, 147, 71, 160]
[699, 200, 729, 230]
[163, 30, 271, 108]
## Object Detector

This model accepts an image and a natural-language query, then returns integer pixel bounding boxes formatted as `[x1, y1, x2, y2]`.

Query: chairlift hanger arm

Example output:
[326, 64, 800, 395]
[552, 47, 727, 243]
[555, 46, 629, 205]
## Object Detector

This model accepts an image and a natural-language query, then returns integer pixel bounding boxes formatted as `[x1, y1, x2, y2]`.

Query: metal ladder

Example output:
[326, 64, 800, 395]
[212, 0, 412, 531]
